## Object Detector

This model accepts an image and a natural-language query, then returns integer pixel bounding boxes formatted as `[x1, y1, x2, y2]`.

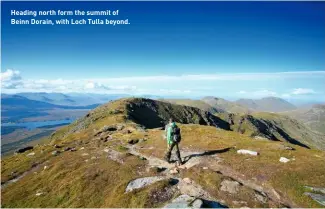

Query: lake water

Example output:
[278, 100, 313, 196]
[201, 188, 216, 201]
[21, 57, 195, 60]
[2, 119, 74, 130]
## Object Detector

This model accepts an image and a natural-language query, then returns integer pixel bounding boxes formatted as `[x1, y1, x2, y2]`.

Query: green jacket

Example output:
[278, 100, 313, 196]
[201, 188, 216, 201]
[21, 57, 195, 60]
[166, 122, 176, 145]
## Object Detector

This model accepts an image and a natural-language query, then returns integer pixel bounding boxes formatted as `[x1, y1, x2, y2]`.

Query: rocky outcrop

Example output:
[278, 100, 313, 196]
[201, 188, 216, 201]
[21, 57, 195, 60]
[125, 98, 230, 130]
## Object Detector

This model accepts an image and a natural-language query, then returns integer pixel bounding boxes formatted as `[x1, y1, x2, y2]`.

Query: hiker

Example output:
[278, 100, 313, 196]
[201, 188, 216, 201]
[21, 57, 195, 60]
[164, 118, 183, 165]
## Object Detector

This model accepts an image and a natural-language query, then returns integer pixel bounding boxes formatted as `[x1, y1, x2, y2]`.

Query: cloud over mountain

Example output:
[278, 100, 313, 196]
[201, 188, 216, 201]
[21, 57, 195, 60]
[1, 69, 324, 102]
[292, 88, 316, 95]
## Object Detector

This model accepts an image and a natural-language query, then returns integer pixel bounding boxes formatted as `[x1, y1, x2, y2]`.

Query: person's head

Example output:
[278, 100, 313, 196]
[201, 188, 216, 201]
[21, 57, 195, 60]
[169, 118, 174, 123]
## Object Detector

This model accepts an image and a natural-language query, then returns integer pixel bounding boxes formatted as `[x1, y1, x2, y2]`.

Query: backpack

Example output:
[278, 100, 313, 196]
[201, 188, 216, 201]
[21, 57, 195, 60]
[172, 126, 181, 143]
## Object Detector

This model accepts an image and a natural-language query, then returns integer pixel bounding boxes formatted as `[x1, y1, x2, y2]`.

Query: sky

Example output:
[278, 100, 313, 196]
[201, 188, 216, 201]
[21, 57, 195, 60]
[1, 1, 325, 103]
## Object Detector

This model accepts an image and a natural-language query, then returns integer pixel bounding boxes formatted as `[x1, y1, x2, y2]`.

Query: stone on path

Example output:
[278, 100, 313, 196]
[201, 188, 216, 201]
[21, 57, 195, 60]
[125, 176, 166, 192]
[27, 152, 35, 156]
[163, 194, 196, 208]
[237, 149, 259, 156]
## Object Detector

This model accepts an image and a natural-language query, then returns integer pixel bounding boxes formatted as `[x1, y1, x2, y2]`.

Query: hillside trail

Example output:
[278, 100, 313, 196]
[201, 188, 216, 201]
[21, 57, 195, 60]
[3, 141, 297, 207]
[125, 144, 298, 208]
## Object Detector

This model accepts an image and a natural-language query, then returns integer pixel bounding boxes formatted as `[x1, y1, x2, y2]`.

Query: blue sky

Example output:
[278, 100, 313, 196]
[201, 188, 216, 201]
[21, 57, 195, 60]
[1, 1, 325, 103]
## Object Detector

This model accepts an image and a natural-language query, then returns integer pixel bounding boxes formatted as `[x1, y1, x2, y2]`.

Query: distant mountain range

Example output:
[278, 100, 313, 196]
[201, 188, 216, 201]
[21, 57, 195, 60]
[282, 104, 325, 134]
[15, 92, 129, 106]
[163, 96, 298, 113]
[1, 94, 100, 123]
[235, 97, 297, 112]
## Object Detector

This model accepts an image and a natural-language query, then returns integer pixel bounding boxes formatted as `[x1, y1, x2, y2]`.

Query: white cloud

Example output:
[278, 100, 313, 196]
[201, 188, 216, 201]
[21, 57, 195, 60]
[159, 89, 192, 94]
[281, 93, 291, 98]
[292, 88, 316, 95]
[253, 90, 277, 97]
[1, 69, 23, 89]
[1, 69, 324, 99]
[93, 71, 325, 82]
[238, 90, 247, 94]
[0, 69, 22, 81]
[237, 89, 277, 97]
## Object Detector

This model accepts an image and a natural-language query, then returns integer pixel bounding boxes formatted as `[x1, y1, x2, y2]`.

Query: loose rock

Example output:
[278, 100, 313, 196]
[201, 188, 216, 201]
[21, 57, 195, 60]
[279, 157, 290, 163]
[27, 152, 35, 156]
[237, 149, 259, 156]
[35, 192, 43, 196]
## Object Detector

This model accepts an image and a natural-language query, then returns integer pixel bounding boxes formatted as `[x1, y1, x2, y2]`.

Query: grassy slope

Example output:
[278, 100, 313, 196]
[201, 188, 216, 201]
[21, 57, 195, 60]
[141, 124, 325, 208]
[2, 98, 325, 207]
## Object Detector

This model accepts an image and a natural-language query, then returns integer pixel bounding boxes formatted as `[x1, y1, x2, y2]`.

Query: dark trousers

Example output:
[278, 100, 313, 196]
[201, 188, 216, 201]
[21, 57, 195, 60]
[164, 142, 182, 163]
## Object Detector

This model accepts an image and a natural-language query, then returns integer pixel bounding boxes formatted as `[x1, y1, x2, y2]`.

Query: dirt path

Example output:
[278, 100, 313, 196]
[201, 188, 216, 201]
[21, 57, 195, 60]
[126, 144, 298, 208]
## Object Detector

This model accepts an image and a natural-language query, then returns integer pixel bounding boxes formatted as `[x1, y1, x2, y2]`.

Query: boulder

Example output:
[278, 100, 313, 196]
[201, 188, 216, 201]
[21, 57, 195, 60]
[16, 146, 33, 153]
[125, 176, 165, 192]
[163, 194, 196, 208]
[237, 149, 259, 156]
[220, 180, 240, 194]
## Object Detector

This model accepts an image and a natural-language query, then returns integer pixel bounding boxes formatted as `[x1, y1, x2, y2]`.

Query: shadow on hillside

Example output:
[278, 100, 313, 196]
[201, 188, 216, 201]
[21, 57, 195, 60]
[181, 147, 232, 163]
[276, 126, 310, 149]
